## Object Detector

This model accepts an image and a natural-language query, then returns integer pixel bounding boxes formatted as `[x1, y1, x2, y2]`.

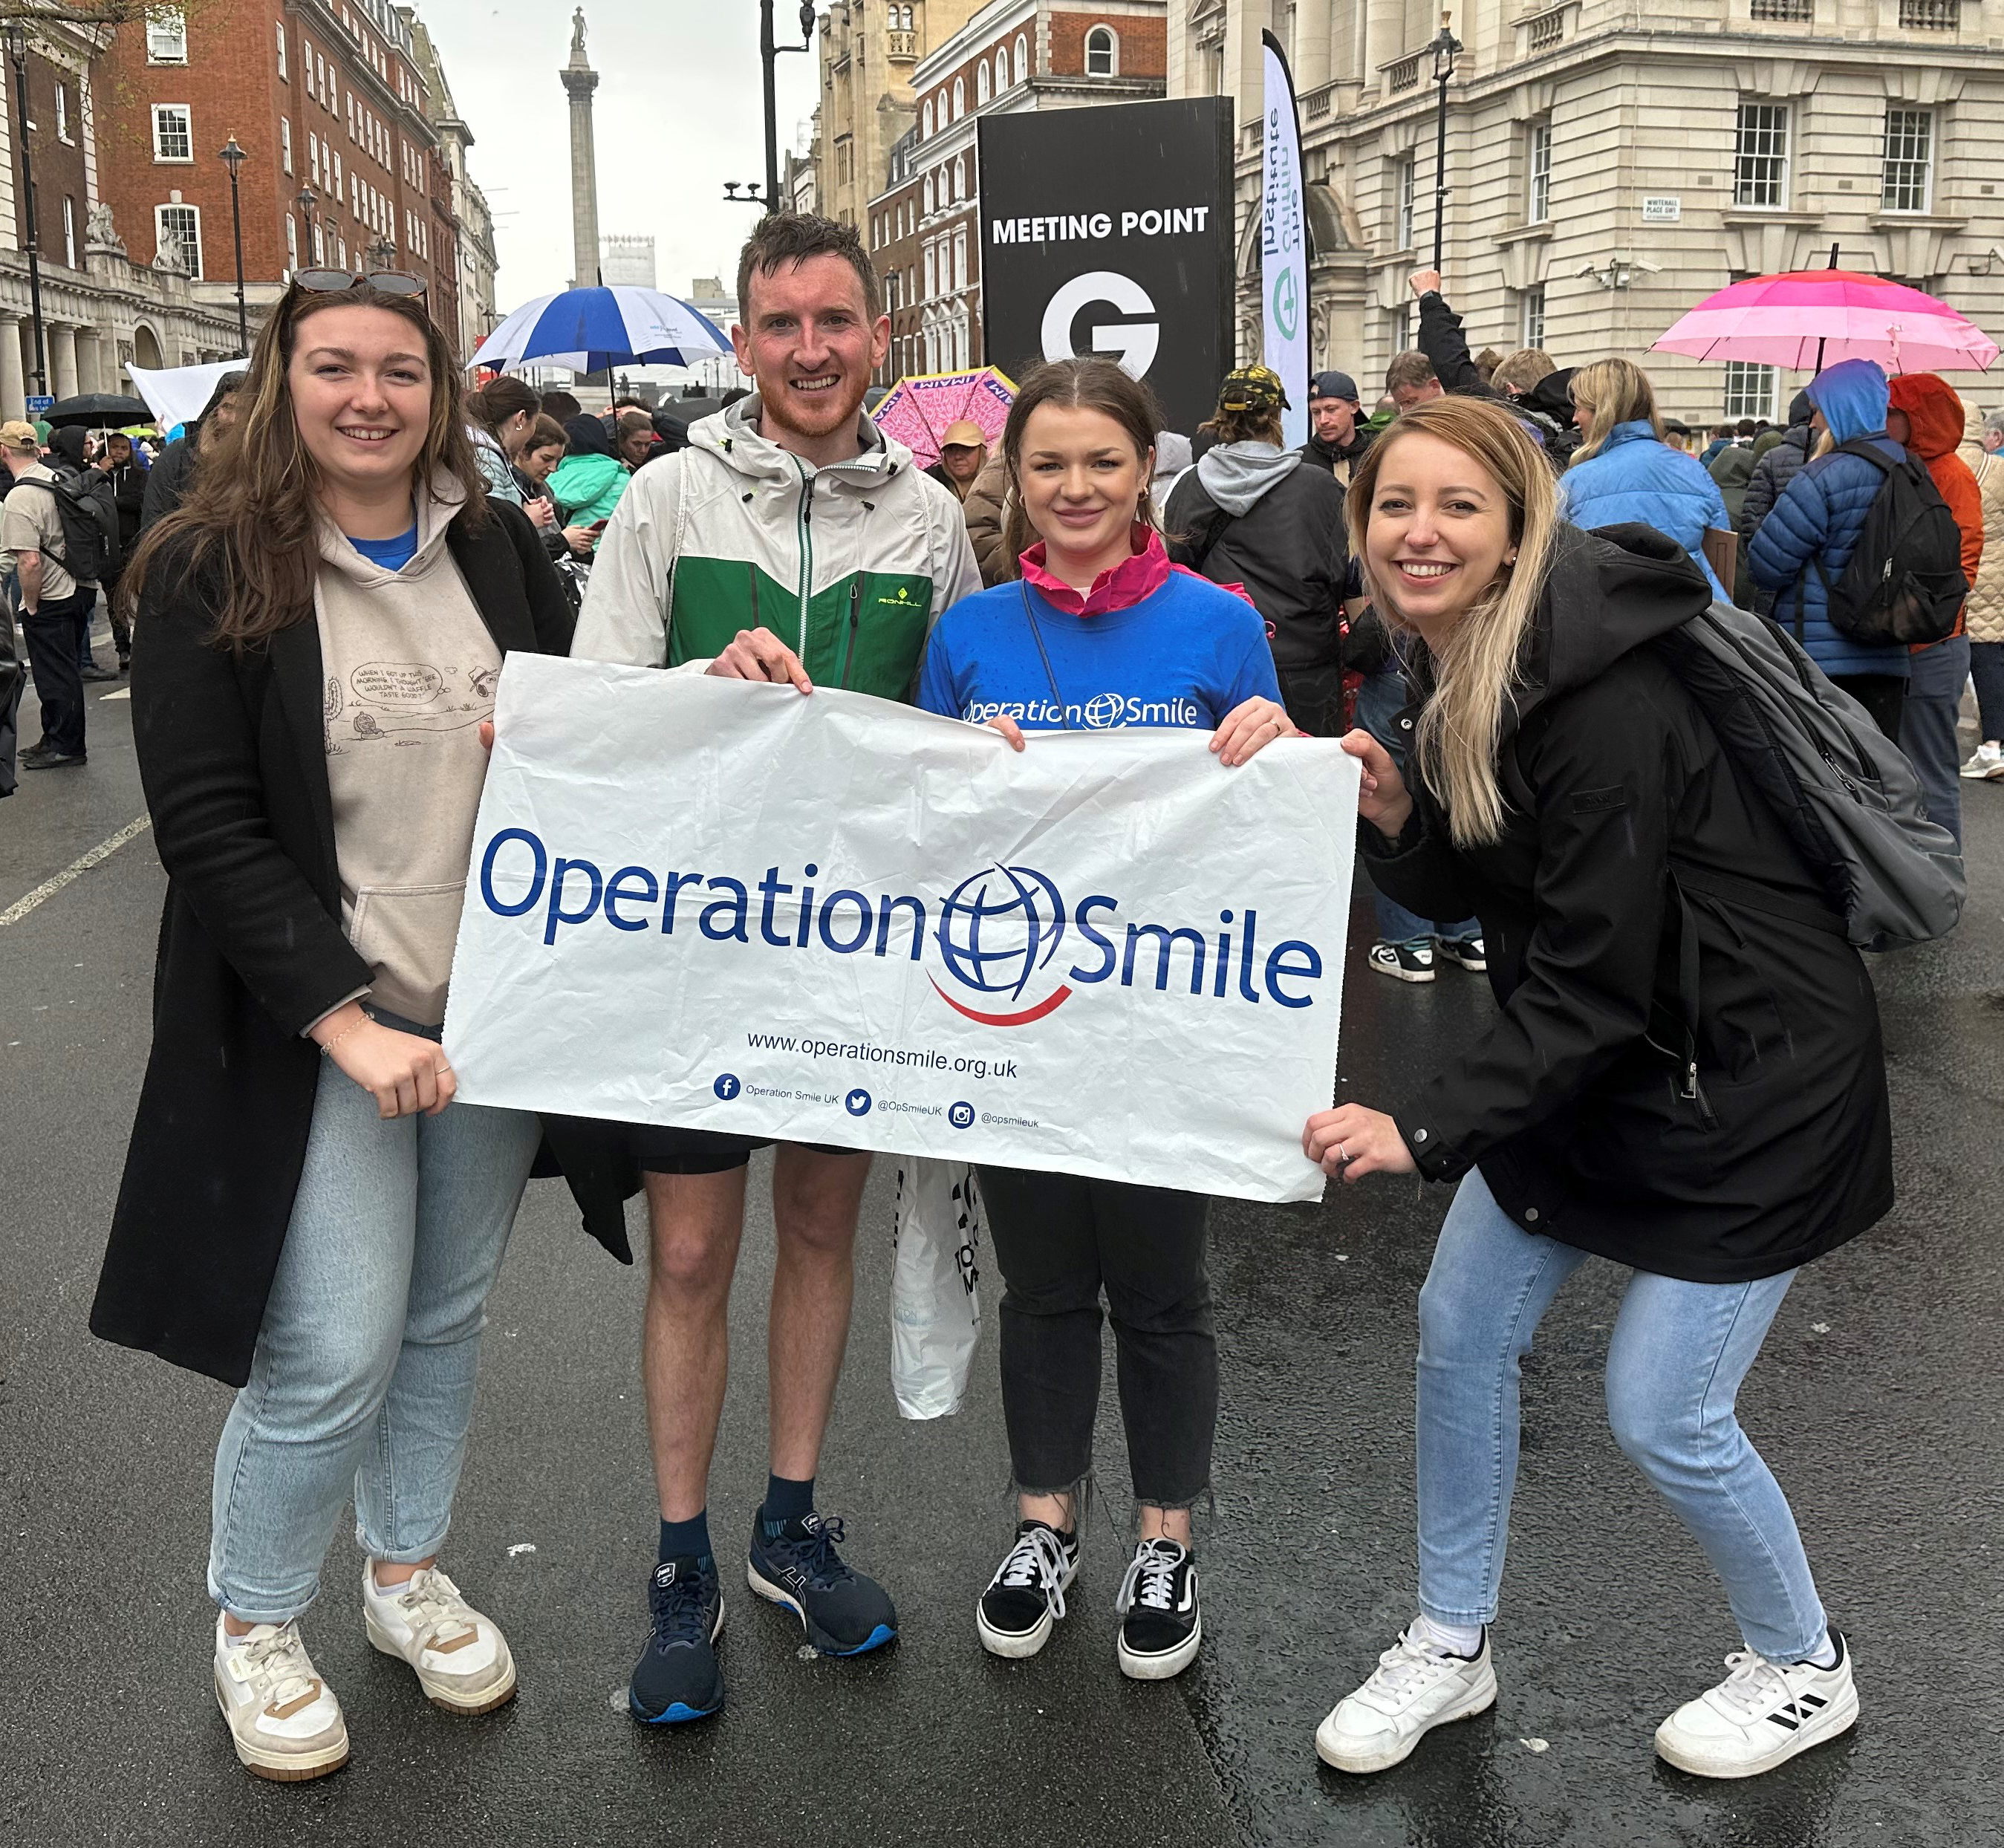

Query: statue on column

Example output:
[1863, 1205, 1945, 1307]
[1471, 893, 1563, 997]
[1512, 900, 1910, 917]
[570, 8, 588, 65]
[85, 201, 126, 255]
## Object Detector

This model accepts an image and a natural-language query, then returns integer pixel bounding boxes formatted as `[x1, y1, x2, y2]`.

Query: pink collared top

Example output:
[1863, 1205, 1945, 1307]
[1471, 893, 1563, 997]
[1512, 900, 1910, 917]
[1017, 527, 1173, 616]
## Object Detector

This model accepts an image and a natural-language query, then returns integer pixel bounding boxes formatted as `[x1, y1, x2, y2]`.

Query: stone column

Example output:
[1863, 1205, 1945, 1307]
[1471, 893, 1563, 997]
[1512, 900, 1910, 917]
[48, 322, 79, 400]
[74, 328, 101, 394]
[1295, 0, 1333, 94]
[1363, 0, 1403, 95]
[561, 10, 601, 291]
[0, 316, 23, 420]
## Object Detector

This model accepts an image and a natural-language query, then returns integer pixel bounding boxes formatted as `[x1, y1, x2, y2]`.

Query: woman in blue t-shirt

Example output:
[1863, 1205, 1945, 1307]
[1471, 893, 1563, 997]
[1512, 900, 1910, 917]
[919, 357, 1298, 1682]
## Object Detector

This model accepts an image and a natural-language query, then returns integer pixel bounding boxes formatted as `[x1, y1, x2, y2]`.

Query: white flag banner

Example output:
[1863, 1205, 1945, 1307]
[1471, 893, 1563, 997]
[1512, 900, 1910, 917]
[1260, 29, 1310, 449]
[445, 657, 1359, 1203]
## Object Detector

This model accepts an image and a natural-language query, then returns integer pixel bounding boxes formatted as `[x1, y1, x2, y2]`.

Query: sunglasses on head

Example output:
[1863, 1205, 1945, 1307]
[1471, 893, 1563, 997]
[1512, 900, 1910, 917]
[293, 267, 427, 300]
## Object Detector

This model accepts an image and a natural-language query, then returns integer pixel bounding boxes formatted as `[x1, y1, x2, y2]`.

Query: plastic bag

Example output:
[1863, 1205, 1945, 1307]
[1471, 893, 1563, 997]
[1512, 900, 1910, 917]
[889, 1159, 983, 1419]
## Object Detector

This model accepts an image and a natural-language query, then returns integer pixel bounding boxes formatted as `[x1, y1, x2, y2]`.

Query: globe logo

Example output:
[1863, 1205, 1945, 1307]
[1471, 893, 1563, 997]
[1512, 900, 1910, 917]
[936, 863, 1067, 1003]
[1080, 692, 1125, 729]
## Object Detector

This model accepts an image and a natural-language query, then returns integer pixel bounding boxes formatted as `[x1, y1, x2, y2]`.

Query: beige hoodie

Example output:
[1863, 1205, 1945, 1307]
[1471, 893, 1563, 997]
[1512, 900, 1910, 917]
[316, 476, 500, 1027]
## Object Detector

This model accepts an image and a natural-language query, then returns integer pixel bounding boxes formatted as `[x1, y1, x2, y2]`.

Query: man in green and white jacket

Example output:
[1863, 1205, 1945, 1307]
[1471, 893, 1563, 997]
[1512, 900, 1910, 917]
[572, 213, 980, 1729]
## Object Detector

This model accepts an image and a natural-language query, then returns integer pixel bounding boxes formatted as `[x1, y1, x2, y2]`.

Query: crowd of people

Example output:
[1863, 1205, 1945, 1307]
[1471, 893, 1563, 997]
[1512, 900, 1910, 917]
[12, 211, 1962, 1791]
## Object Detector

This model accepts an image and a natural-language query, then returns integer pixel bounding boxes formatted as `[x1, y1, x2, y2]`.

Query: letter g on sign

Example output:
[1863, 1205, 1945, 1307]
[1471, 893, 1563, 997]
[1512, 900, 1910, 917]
[1041, 270, 1159, 380]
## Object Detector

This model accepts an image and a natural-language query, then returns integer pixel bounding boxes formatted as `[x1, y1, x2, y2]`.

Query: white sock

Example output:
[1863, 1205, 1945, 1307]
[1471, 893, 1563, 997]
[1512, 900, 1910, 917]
[1415, 1612, 1484, 1657]
[1798, 1633, 1838, 1669]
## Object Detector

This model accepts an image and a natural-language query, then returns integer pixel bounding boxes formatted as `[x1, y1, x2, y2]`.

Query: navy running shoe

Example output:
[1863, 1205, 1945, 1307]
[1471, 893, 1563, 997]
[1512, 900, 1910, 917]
[628, 1555, 724, 1724]
[746, 1511, 898, 1656]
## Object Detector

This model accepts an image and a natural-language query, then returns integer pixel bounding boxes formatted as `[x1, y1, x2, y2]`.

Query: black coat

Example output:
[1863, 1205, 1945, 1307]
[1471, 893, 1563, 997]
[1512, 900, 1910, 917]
[1164, 458, 1348, 669]
[90, 501, 637, 1387]
[1416, 290, 1581, 469]
[1364, 524, 1892, 1282]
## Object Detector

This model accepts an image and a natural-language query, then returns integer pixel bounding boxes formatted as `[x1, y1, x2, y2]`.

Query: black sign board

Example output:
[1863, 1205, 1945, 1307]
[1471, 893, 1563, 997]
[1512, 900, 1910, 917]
[979, 98, 1234, 438]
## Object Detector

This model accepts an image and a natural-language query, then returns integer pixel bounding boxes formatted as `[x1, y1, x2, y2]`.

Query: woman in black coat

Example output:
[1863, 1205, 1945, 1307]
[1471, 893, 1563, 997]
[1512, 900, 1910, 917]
[92, 276, 580, 1783]
[1304, 397, 1886, 1783]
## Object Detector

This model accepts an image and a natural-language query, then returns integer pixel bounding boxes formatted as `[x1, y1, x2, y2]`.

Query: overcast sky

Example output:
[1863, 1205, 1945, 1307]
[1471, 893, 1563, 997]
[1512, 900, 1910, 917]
[417, 1, 822, 309]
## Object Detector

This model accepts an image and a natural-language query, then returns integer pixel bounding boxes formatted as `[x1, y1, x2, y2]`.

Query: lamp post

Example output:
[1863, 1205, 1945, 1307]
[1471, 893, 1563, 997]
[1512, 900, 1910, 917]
[1428, 12, 1462, 275]
[5, 22, 48, 399]
[726, 2, 816, 211]
[218, 135, 248, 350]
[296, 183, 320, 269]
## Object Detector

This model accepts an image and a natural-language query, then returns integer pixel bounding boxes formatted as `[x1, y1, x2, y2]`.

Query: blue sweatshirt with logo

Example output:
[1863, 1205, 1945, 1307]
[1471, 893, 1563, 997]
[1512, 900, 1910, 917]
[917, 570, 1281, 732]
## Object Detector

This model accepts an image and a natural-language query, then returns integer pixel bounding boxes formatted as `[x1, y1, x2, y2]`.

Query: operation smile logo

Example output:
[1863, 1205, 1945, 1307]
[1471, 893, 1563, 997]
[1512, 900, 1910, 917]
[477, 834, 1327, 1029]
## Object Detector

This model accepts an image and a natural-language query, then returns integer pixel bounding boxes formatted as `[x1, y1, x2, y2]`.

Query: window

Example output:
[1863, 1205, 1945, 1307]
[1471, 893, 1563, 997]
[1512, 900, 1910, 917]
[995, 51, 1008, 93]
[276, 20, 287, 77]
[1015, 35, 1029, 85]
[954, 155, 966, 200]
[147, 7, 189, 63]
[62, 195, 76, 267]
[977, 61, 989, 105]
[924, 245, 936, 299]
[1085, 25, 1118, 77]
[923, 174, 934, 214]
[1722, 362, 1777, 421]
[155, 202, 202, 276]
[953, 77, 964, 117]
[923, 101, 932, 137]
[1881, 107, 1932, 213]
[1520, 284, 1546, 349]
[286, 214, 298, 271]
[54, 82, 69, 144]
[1395, 155, 1415, 250]
[281, 117, 293, 173]
[954, 227, 967, 290]
[1527, 120, 1552, 224]
[152, 103, 193, 162]
[937, 90, 948, 126]
[1733, 103, 1789, 208]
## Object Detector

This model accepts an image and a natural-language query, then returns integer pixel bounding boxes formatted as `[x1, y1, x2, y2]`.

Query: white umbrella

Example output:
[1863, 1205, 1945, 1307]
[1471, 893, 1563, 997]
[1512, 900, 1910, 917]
[471, 284, 732, 374]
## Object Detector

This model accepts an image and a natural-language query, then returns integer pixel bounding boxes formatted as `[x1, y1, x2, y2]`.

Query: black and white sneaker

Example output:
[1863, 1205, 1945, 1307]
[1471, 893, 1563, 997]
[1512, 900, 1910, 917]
[976, 1520, 1079, 1659]
[1654, 1635, 1858, 1779]
[1114, 1538, 1200, 1681]
[1367, 940, 1436, 983]
[1434, 934, 1486, 974]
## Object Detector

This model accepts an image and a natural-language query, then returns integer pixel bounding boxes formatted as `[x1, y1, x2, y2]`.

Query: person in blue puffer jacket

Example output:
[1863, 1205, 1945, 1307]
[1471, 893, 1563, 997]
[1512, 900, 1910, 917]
[1558, 358, 1731, 600]
[1748, 359, 1910, 739]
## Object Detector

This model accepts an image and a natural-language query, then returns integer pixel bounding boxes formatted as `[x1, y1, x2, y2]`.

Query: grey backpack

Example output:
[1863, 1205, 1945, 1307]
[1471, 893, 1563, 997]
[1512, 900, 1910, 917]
[1649, 599, 1963, 950]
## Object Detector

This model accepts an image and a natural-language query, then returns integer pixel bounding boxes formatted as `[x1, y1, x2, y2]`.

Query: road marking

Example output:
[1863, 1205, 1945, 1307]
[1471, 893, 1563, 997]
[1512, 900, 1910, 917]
[99, 686, 131, 701]
[0, 814, 152, 927]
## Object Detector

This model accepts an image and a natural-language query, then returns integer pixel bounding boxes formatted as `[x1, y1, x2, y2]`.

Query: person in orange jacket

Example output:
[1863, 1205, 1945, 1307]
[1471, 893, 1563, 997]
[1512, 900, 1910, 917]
[1887, 371, 1982, 849]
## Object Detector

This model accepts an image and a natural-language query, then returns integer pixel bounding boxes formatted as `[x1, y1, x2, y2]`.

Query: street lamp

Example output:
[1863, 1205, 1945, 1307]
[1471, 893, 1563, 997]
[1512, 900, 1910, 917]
[218, 135, 248, 351]
[1428, 11, 1462, 274]
[729, 1, 816, 212]
[296, 183, 320, 268]
[5, 22, 48, 400]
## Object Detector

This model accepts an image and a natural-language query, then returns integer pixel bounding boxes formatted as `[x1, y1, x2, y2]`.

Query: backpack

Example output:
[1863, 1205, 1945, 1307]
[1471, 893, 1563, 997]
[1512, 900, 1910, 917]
[16, 466, 121, 585]
[1650, 599, 1963, 950]
[1807, 438, 1965, 645]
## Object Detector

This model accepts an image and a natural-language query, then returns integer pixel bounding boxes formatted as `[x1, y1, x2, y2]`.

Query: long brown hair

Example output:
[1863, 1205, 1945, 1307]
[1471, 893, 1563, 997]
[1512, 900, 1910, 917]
[466, 374, 539, 435]
[123, 280, 487, 649]
[1344, 395, 1558, 847]
[998, 357, 1163, 576]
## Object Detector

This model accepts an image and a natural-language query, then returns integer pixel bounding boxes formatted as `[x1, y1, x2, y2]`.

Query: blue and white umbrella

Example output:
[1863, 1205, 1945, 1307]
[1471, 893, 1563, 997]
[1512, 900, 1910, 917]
[470, 284, 732, 374]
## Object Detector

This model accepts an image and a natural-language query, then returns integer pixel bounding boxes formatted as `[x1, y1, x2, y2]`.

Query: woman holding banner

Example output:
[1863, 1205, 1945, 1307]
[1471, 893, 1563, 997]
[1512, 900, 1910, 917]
[92, 272, 576, 1781]
[1304, 396, 1887, 1779]
[918, 357, 1299, 1680]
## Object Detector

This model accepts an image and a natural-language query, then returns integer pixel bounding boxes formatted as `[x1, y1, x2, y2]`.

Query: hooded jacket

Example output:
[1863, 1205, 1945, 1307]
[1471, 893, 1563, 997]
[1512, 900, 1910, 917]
[1557, 420, 1731, 599]
[573, 394, 980, 697]
[1164, 440, 1348, 668]
[140, 371, 244, 530]
[1364, 523, 1891, 1281]
[1747, 359, 1911, 680]
[547, 415, 631, 527]
[1737, 391, 1815, 616]
[1956, 400, 2004, 645]
[1887, 372, 1982, 639]
[1414, 289, 1581, 468]
[1301, 420, 1375, 489]
[962, 449, 1012, 587]
[469, 423, 525, 506]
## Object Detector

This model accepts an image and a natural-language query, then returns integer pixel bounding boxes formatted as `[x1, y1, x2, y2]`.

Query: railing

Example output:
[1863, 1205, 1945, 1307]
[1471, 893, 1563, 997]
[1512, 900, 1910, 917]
[1302, 83, 1333, 122]
[1749, 0, 1812, 18]
[1388, 54, 1420, 93]
[1899, 0, 1959, 26]
[885, 29, 916, 59]
[1527, 8, 1566, 49]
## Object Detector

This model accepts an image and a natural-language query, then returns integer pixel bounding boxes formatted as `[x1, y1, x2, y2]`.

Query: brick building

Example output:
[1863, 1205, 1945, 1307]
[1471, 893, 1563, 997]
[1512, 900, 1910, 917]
[97, 0, 463, 354]
[865, 1, 1165, 380]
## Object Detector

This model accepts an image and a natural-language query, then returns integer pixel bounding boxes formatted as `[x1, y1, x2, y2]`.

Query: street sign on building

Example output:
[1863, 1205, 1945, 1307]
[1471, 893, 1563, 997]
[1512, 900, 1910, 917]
[1641, 196, 1682, 224]
[25, 395, 53, 414]
[978, 99, 1235, 440]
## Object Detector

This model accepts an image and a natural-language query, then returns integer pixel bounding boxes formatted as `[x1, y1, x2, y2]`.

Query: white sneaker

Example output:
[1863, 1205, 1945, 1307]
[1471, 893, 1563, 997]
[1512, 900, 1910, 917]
[1960, 741, 2004, 781]
[212, 1614, 350, 1782]
[1654, 1636, 1858, 1779]
[1315, 1623, 1497, 1773]
[362, 1564, 517, 1715]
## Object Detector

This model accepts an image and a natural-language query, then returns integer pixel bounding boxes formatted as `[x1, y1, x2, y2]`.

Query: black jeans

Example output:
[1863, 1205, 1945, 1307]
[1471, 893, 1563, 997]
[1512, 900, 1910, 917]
[21, 589, 87, 756]
[1830, 671, 1906, 743]
[977, 1166, 1215, 1508]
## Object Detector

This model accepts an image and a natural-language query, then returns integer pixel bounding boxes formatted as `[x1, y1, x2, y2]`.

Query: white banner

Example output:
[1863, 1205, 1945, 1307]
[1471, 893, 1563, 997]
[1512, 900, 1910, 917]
[444, 657, 1359, 1203]
[1261, 30, 1309, 450]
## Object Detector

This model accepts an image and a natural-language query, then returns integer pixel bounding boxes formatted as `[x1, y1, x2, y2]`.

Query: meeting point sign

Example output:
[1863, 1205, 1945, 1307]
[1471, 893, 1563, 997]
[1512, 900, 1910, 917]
[980, 97, 1234, 440]
[443, 658, 1357, 1203]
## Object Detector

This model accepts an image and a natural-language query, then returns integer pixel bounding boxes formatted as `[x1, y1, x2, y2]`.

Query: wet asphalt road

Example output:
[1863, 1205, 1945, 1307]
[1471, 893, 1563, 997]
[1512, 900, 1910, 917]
[1, 672, 2000, 1847]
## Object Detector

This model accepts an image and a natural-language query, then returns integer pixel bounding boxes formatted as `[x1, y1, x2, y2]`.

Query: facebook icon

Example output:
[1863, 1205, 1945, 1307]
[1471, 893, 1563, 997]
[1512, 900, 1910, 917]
[713, 1073, 741, 1100]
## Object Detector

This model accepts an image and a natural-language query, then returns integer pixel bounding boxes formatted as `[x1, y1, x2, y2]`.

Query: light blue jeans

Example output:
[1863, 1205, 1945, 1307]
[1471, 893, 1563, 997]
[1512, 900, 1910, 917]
[208, 1021, 541, 1624]
[1351, 666, 1480, 949]
[1415, 1168, 1829, 1663]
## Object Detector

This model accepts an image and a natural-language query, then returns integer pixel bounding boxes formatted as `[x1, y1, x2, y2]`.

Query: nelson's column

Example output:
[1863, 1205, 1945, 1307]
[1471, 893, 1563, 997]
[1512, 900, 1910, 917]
[562, 9, 601, 290]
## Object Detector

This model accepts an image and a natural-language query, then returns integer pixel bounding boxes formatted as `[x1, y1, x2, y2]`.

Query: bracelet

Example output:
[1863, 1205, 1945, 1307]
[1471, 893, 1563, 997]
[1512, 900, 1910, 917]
[318, 1018, 366, 1057]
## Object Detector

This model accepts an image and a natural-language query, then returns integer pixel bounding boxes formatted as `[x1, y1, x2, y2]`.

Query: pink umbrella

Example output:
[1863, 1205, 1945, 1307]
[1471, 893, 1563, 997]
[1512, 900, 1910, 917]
[871, 365, 1016, 468]
[1653, 269, 1999, 374]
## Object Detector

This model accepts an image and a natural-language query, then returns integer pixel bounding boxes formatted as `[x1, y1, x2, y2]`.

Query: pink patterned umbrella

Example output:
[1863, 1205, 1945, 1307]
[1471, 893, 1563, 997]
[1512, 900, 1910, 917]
[871, 365, 1016, 469]
[1653, 269, 1999, 374]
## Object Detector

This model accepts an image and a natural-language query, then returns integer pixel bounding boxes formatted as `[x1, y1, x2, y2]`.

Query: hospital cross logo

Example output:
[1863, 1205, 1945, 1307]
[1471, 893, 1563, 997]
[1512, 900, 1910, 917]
[930, 862, 1073, 1026]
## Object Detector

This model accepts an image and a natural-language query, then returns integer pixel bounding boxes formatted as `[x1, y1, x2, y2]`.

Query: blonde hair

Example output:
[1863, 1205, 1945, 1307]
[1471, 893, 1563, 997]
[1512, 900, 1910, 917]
[1345, 396, 1559, 847]
[1568, 357, 1662, 463]
[1489, 348, 1555, 397]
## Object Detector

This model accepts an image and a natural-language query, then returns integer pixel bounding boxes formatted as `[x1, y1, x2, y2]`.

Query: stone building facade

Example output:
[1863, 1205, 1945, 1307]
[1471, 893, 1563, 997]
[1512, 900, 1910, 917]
[406, 7, 498, 358]
[1168, 0, 2004, 425]
[865, 0, 1166, 380]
